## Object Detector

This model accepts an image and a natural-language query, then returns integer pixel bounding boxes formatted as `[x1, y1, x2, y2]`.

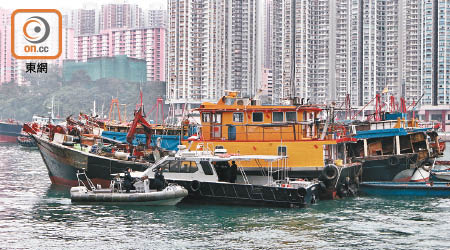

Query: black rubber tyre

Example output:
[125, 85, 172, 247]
[388, 156, 400, 166]
[297, 187, 307, 197]
[190, 180, 201, 192]
[322, 164, 339, 181]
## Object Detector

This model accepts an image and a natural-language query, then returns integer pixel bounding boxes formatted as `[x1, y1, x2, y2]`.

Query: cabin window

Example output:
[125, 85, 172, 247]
[273, 112, 284, 122]
[200, 161, 214, 175]
[278, 146, 287, 156]
[169, 161, 181, 172]
[213, 113, 222, 123]
[158, 160, 176, 172]
[448, 114, 450, 120]
[233, 112, 244, 122]
[252, 112, 264, 122]
[286, 112, 297, 122]
[180, 161, 198, 173]
[224, 97, 235, 105]
[202, 113, 211, 122]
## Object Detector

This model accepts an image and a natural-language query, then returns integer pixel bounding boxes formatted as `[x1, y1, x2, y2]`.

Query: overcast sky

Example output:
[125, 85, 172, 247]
[0, 0, 166, 11]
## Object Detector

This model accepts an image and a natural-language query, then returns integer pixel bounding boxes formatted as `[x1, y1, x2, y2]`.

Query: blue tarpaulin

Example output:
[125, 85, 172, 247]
[101, 131, 182, 151]
[101, 131, 147, 146]
[354, 128, 408, 139]
[151, 134, 182, 151]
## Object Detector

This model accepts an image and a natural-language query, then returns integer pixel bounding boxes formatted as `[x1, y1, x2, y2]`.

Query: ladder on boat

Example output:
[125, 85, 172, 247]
[76, 171, 97, 190]
[238, 165, 249, 184]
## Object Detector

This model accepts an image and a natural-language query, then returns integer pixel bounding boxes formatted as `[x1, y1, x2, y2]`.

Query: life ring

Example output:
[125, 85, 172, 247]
[190, 180, 201, 192]
[388, 156, 399, 166]
[322, 164, 339, 181]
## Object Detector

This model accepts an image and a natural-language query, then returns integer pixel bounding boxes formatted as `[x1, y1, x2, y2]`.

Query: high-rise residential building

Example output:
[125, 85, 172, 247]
[56, 28, 75, 66]
[147, 9, 167, 28]
[227, 0, 262, 98]
[263, 0, 273, 69]
[99, 4, 143, 32]
[402, 0, 423, 105]
[270, 0, 432, 107]
[422, 0, 450, 105]
[167, 0, 262, 107]
[167, 0, 227, 107]
[270, 0, 283, 104]
[74, 27, 165, 82]
[274, 0, 328, 105]
[70, 9, 98, 35]
[0, 8, 17, 85]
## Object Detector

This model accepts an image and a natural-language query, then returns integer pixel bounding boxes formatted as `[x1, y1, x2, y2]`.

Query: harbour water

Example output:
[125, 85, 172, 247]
[1, 144, 450, 249]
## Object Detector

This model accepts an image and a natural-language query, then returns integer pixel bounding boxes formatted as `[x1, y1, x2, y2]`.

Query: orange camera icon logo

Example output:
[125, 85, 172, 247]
[11, 9, 62, 59]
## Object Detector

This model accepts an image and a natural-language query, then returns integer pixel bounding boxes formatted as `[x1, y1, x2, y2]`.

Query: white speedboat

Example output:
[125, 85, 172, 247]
[134, 145, 321, 208]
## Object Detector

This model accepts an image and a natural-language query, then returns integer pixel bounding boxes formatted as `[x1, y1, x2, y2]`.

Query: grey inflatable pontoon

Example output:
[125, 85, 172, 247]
[70, 172, 188, 205]
[71, 184, 188, 205]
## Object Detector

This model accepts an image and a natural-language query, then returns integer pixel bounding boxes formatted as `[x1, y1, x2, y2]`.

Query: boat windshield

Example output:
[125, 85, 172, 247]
[224, 97, 235, 105]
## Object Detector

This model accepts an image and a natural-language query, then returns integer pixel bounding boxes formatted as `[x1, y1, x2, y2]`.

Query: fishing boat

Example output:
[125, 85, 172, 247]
[0, 119, 22, 143]
[331, 94, 441, 183]
[346, 125, 435, 182]
[31, 105, 175, 187]
[32, 133, 150, 187]
[360, 181, 450, 197]
[180, 92, 362, 198]
[430, 161, 450, 181]
[17, 134, 37, 148]
[70, 172, 188, 205]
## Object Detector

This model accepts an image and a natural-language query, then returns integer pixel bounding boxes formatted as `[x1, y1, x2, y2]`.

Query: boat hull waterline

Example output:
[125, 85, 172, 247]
[360, 182, 450, 197]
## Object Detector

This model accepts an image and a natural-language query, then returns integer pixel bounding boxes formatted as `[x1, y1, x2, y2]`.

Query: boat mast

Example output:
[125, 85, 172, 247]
[51, 96, 55, 121]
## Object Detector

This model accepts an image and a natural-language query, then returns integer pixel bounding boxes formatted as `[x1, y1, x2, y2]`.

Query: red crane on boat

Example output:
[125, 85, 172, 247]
[126, 107, 154, 148]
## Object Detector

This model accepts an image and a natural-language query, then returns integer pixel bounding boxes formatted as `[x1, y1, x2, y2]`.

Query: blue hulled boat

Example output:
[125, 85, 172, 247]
[360, 181, 450, 197]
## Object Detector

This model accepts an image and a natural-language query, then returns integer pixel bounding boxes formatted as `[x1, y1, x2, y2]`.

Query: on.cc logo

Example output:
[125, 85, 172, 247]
[11, 9, 62, 60]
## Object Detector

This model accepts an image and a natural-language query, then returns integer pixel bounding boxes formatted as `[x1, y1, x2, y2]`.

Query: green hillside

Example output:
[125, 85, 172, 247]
[0, 67, 167, 123]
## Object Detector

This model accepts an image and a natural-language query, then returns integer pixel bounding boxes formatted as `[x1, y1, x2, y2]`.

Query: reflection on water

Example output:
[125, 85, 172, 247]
[0, 144, 450, 249]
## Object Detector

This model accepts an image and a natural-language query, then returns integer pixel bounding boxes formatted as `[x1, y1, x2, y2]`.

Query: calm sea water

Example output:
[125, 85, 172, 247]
[1, 144, 450, 250]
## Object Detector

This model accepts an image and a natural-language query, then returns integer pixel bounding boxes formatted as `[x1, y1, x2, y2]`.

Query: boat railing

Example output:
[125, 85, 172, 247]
[193, 123, 327, 141]
[266, 157, 288, 187]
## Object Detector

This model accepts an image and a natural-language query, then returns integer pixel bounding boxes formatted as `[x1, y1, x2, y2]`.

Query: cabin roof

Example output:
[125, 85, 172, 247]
[196, 103, 322, 113]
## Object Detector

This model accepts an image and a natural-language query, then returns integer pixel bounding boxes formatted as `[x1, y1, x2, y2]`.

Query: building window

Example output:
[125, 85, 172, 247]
[252, 112, 263, 122]
[431, 114, 442, 122]
[286, 112, 297, 122]
[273, 112, 284, 122]
[202, 113, 210, 122]
[278, 146, 287, 156]
[233, 112, 243, 122]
